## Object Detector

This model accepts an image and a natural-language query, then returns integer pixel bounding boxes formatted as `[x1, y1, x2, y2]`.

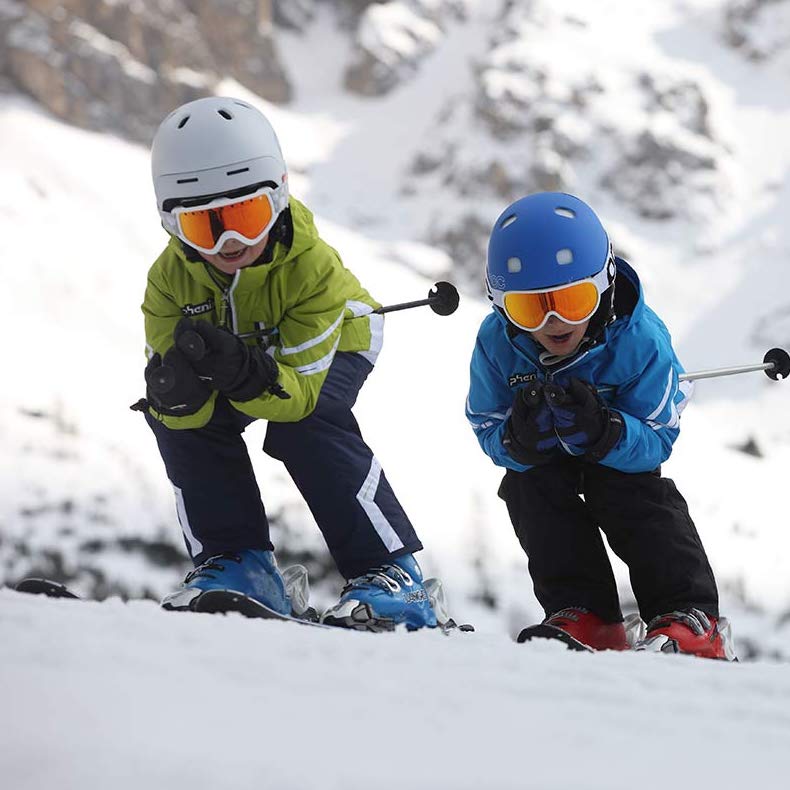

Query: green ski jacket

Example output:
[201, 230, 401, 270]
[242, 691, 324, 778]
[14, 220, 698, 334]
[142, 198, 382, 429]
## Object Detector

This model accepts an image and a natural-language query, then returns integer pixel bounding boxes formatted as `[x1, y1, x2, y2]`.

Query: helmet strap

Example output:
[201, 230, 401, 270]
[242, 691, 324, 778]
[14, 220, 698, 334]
[583, 282, 616, 345]
[252, 206, 293, 266]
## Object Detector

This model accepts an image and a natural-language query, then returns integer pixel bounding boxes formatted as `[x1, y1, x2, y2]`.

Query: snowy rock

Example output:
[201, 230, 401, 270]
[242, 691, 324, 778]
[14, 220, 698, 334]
[345, 0, 466, 96]
[0, 0, 291, 143]
[723, 0, 790, 61]
[404, 1, 732, 279]
[601, 130, 722, 221]
[272, 0, 317, 31]
[638, 72, 714, 139]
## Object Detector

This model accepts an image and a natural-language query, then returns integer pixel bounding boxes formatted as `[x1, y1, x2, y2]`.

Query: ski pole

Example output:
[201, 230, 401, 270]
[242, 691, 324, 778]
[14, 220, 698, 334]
[592, 348, 789, 397]
[372, 281, 460, 316]
[231, 281, 460, 335]
[679, 347, 790, 383]
[155, 282, 460, 398]
[177, 281, 460, 355]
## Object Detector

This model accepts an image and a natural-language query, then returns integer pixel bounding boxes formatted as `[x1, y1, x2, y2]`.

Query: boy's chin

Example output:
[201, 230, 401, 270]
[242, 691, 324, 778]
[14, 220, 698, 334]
[203, 249, 255, 271]
[534, 331, 585, 355]
[545, 340, 583, 356]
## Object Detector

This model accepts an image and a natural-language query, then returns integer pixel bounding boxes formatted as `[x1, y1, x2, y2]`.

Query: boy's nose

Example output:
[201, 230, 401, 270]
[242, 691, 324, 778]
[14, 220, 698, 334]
[544, 315, 570, 330]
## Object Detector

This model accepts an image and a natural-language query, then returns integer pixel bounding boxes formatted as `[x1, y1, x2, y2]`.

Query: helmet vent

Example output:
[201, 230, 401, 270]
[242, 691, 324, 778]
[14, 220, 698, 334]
[227, 167, 250, 176]
[556, 248, 574, 265]
[555, 207, 576, 219]
[500, 214, 517, 229]
[217, 109, 233, 120]
[177, 115, 190, 129]
[176, 177, 199, 184]
[507, 257, 522, 273]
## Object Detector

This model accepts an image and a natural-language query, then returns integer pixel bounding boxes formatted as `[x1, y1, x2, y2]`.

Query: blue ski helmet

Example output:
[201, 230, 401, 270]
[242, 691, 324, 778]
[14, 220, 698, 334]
[486, 192, 616, 333]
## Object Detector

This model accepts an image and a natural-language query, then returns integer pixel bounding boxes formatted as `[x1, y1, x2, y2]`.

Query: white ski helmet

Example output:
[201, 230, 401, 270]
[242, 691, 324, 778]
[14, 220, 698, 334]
[151, 96, 289, 233]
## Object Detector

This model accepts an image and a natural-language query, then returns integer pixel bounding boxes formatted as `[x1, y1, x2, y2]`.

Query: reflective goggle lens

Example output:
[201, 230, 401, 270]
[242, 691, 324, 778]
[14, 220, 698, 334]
[177, 192, 274, 251]
[503, 280, 600, 331]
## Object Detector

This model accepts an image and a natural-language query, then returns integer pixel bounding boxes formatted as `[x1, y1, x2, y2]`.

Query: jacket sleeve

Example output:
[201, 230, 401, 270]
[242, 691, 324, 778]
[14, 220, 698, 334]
[466, 332, 529, 472]
[141, 268, 218, 429]
[602, 327, 693, 473]
[229, 245, 348, 423]
[142, 271, 181, 358]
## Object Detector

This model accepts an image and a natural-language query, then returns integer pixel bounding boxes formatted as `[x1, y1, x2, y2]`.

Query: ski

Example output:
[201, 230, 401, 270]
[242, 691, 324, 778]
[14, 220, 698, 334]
[516, 623, 594, 652]
[15, 578, 81, 599]
[193, 590, 475, 633]
[192, 589, 330, 629]
[14, 576, 474, 634]
[14, 577, 327, 627]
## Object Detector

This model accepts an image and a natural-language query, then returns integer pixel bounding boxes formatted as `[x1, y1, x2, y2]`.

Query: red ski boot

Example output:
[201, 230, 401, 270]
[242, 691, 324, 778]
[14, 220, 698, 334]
[517, 607, 629, 651]
[637, 608, 736, 660]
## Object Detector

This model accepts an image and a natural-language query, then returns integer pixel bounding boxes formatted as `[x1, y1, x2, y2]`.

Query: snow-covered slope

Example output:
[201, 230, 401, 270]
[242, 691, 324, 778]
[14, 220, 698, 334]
[3, 588, 789, 790]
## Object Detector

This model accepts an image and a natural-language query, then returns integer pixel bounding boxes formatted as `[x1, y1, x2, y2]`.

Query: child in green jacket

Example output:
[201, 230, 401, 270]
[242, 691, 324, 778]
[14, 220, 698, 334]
[140, 97, 439, 631]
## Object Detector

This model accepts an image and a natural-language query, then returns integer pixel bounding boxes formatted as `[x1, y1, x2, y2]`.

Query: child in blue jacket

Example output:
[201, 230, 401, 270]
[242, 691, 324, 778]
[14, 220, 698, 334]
[467, 192, 734, 659]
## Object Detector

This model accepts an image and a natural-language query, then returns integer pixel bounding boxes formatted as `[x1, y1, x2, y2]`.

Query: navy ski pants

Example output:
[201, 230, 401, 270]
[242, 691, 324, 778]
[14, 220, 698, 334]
[499, 458, 719, 623]
[146, 352, 422, 578]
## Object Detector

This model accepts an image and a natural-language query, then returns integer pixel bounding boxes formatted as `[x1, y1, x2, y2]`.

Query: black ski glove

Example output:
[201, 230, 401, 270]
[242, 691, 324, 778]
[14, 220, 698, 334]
[144, 346, 211, 416]
[503, 382, 560, 466]
[173, 317, 285, 402]
[543, 378, 624, 462]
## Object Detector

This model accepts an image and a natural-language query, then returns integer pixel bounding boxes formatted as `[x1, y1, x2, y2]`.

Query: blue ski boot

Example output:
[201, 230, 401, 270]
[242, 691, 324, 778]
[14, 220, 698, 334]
[321, 554, 438, 632]
[161, 549, 291, 616]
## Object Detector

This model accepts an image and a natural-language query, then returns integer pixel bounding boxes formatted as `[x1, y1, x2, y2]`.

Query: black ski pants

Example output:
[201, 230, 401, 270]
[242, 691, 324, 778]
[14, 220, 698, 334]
[145, 352, 422, 579]
[499, 458, 719, 623]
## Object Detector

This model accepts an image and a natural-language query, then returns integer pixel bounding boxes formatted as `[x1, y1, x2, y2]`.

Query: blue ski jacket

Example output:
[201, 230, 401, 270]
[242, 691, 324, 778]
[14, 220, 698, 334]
[466, 259, 693, 474]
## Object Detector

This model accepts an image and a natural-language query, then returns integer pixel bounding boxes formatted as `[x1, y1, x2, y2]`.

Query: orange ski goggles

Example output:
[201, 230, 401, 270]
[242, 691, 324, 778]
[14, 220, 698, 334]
[495, 264, 612, 332]
[172, 185, 280, 255]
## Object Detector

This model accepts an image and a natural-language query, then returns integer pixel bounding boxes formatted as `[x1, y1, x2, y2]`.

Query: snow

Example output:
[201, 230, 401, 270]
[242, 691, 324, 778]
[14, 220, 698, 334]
[2, 588, 789, 790]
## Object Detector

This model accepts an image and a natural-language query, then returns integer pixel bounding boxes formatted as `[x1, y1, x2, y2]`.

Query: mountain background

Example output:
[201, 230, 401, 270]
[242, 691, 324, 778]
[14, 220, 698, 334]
[1, 0, 790, 661]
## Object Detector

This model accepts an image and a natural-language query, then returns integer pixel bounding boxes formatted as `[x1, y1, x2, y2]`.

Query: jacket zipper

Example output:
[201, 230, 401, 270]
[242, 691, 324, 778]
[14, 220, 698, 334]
[204, 264, 240, 333]
[544, 350, 591, 383]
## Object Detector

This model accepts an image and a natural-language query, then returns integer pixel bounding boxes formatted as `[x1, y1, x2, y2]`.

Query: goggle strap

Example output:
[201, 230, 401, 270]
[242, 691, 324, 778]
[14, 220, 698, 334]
[169, 185, 285, 226]
[272, 184, 289, 215]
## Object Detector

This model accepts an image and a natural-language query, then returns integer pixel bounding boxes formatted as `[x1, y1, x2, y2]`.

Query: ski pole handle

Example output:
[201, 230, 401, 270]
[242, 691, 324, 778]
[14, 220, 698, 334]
[373, 281, 460, 316]
[146, 365, 176, 394]
[679, 347, 790, 383]
[177, 329, 206, 361]
[175, 327, 290, 400]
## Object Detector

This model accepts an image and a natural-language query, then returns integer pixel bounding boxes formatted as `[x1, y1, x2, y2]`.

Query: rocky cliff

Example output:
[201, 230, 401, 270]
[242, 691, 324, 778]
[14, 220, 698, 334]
[0, 0, 290, 142]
